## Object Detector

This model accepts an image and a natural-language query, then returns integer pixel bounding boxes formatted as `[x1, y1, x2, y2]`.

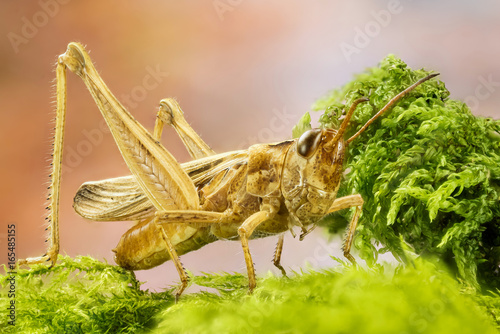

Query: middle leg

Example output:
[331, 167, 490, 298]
[238, 200, 280, 292]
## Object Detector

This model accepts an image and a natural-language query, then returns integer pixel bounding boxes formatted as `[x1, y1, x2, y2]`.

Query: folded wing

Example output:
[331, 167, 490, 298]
[73, 150, 248, 222]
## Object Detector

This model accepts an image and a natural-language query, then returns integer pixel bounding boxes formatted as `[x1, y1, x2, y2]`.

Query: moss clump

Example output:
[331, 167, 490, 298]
[294, 55, 500, 289]
[0, 256, 173, 333]
[1, 256, 498, 333]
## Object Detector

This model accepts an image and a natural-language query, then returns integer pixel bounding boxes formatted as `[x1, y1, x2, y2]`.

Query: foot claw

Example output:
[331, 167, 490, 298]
[273, 263, 288, 278]
[18, 249, 59, 268]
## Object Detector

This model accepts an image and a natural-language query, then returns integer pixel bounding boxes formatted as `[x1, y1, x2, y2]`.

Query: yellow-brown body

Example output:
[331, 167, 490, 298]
[78, 131, 346, 271]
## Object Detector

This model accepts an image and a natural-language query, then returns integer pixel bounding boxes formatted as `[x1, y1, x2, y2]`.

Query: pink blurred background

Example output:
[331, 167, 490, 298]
[1, 1, 499, 292]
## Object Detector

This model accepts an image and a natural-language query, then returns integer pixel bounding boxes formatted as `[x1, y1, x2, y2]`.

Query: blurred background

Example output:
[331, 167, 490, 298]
[1, 0, 499, 292]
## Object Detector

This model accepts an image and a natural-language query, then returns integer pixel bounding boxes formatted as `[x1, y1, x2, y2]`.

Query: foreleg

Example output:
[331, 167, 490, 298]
[272, 234, 287, 277]
[327, 194, 364, 264]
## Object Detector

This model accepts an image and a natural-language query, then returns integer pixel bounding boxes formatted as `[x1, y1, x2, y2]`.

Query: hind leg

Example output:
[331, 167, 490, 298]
[153, 98, 215, 159]
[19, 43, 200, 269]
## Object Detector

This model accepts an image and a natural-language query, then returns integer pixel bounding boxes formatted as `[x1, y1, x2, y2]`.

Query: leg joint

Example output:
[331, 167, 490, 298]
[238, 226, 247, 237]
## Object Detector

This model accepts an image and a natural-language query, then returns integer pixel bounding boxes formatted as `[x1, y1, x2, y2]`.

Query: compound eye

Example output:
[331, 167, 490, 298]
[297, 128, 322, 158]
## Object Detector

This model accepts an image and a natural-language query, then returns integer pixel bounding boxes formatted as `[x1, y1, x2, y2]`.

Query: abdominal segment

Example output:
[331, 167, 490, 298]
[113, 218, 217, 270]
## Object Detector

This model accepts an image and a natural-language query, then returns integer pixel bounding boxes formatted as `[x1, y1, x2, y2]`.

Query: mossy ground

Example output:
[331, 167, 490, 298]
[1, 255, 499, 333]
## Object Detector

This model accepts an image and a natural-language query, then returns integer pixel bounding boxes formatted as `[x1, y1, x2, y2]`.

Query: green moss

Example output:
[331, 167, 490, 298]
[0, 256, 174, 333]
[295, 54, 500, 289]
[1, 256, 498, 333]
[153, 259, 499, 334]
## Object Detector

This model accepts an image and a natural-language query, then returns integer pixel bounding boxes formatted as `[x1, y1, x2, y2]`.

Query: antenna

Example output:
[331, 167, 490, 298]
[346, 73, 439, 144]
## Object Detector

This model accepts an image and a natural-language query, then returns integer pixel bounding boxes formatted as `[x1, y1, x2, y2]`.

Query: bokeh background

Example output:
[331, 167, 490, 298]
[1, 0, 499, 292]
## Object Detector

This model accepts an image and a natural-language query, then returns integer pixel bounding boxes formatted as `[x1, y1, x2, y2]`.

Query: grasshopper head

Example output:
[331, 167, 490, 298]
[295, 127, 346, 191]
[281, 98, 370, 225]
[281, 127, 347, 225]
[284, 97, 370, 194]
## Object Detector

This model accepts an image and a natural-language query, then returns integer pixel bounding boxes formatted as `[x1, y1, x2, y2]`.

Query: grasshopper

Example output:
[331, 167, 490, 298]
[20, 42, 438, 299]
